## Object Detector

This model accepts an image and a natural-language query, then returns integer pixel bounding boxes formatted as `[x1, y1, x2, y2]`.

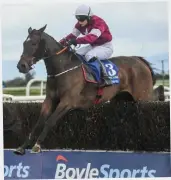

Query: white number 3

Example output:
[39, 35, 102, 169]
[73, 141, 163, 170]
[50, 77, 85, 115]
[105, 64, 116, 76]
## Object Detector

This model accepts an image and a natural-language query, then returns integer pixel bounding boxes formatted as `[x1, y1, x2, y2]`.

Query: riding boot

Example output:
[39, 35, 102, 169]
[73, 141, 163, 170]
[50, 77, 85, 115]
[89, 56, 98, 63]
[88, 57, 113, 87]
[95, 59, 113, 86]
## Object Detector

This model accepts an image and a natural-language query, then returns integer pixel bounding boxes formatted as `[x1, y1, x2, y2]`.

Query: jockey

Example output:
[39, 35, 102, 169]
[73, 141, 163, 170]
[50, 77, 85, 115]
[59, 4, 114, 86]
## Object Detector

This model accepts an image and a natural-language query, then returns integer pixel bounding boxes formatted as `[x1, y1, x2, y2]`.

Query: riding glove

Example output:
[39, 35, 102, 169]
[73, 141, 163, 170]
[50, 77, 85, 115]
[59, 39, 67, 46]
[68, 38, 77, 46]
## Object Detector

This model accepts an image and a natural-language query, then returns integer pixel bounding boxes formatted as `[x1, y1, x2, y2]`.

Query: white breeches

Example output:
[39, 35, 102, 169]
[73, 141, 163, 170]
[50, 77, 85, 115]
[76, 41, 113, 61]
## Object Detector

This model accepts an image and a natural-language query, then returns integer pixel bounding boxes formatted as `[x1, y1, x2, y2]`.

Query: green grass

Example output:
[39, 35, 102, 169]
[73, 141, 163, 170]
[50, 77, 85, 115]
[3, 79, 169, 96]
[156, 79, 169, 87]
[3, 89, 46, 96]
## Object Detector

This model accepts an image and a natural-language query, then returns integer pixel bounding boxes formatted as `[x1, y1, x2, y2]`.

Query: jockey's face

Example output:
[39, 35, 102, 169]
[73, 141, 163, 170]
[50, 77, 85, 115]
[78, 19, 88, 27]
[75, 15, 88, 27]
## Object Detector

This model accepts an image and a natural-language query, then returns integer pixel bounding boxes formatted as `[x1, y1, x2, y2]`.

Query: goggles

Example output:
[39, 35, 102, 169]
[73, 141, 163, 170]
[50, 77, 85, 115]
[75, 15, 88, 22]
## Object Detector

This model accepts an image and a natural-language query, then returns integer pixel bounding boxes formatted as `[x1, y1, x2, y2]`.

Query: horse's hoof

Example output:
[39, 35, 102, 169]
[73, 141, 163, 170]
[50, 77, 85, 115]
[13, 147, 25, 155]
[30, 144, 41, 153]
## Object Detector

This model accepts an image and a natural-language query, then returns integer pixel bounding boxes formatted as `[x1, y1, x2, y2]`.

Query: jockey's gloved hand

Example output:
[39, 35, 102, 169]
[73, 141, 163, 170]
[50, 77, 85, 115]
[59, 39, 67, 47]
[68, 38, 77, 46]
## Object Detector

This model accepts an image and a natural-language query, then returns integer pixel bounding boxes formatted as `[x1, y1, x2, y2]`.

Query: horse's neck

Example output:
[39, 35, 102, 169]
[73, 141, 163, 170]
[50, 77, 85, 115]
[42, 33, 81, 76]
[42, 33, 68, 75]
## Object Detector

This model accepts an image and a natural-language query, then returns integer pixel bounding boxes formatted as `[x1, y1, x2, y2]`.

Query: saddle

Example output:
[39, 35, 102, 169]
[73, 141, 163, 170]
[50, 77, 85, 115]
[75, 54, 120, 87]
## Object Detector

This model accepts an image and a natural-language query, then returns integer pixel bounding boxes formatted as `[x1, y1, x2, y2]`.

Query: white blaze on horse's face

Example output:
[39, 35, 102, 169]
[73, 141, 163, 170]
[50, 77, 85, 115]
[23, 39, 38, 56]
[17, 25, 47, 74]
[17, 33, 40, 73]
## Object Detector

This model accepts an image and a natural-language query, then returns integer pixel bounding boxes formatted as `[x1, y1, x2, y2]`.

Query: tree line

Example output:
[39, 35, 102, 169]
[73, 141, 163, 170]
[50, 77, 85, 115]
[3, 71, 36, 87]
[2, 72, 169, 87]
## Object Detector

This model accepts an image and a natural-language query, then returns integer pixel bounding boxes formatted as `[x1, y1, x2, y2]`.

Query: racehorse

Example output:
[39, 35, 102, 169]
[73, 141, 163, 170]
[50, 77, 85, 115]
[14, 25, 156, 155]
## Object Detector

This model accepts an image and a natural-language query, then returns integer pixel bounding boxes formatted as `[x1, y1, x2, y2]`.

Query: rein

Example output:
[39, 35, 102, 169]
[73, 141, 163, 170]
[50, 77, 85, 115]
[39, 45, 82, 78]
[37, 46, 68, 61]
[55, 46, 68, 55]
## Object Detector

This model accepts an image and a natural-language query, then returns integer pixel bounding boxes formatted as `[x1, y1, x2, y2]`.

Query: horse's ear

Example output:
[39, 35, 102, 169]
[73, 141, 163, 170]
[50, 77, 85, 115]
[38, 24, 47, 33]
[28, 27, 32, 34]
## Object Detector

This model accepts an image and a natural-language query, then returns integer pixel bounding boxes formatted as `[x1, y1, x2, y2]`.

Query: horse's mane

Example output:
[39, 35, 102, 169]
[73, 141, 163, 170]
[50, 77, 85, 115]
[43, 32, 64, 49]
[42, 31, 80, 63]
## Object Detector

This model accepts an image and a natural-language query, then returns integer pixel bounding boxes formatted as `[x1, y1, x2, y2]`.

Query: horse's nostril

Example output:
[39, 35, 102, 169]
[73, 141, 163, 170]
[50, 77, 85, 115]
[21, 63, 26, 69]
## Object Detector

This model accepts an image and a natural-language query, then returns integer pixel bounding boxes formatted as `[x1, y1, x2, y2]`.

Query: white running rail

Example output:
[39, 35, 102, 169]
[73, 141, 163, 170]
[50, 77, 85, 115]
[3, 79, 46, 103]
[3, 79, 170, 102]
[26, 78, 46, 96]
[153, 85, 170, 101]
[3, 94, 45, 103]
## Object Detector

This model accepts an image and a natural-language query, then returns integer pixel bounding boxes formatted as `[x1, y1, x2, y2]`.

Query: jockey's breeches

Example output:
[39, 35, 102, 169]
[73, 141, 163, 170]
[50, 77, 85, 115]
[76, 41, 113, 61]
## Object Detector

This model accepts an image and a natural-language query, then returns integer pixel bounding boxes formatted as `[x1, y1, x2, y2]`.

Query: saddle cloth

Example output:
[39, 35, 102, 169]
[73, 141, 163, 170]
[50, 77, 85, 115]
[76, 53, 120, 85]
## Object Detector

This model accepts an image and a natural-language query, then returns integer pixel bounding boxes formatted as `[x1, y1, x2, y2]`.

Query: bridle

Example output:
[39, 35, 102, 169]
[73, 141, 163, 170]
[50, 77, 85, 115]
[35, 46, 68, 62]
[29, 38, 82, 78]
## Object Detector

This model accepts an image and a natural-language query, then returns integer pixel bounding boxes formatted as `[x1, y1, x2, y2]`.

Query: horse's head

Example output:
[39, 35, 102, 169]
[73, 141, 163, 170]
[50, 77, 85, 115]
[17, 25, 47, 73]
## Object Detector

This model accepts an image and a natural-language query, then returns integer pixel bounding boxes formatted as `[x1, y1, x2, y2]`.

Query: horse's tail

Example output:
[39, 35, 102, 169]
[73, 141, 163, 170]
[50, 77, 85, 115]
[136, 56, 156, 85]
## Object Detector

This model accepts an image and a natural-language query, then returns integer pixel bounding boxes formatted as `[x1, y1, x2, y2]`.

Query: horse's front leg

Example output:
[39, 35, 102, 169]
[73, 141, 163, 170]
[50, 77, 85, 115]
[14, 97, 59, 155]
[31, 100, 71, 153]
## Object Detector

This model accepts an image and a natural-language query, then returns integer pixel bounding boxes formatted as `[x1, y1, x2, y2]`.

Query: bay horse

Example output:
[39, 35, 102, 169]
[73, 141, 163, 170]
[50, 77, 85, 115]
[14, 25, 156, 155]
